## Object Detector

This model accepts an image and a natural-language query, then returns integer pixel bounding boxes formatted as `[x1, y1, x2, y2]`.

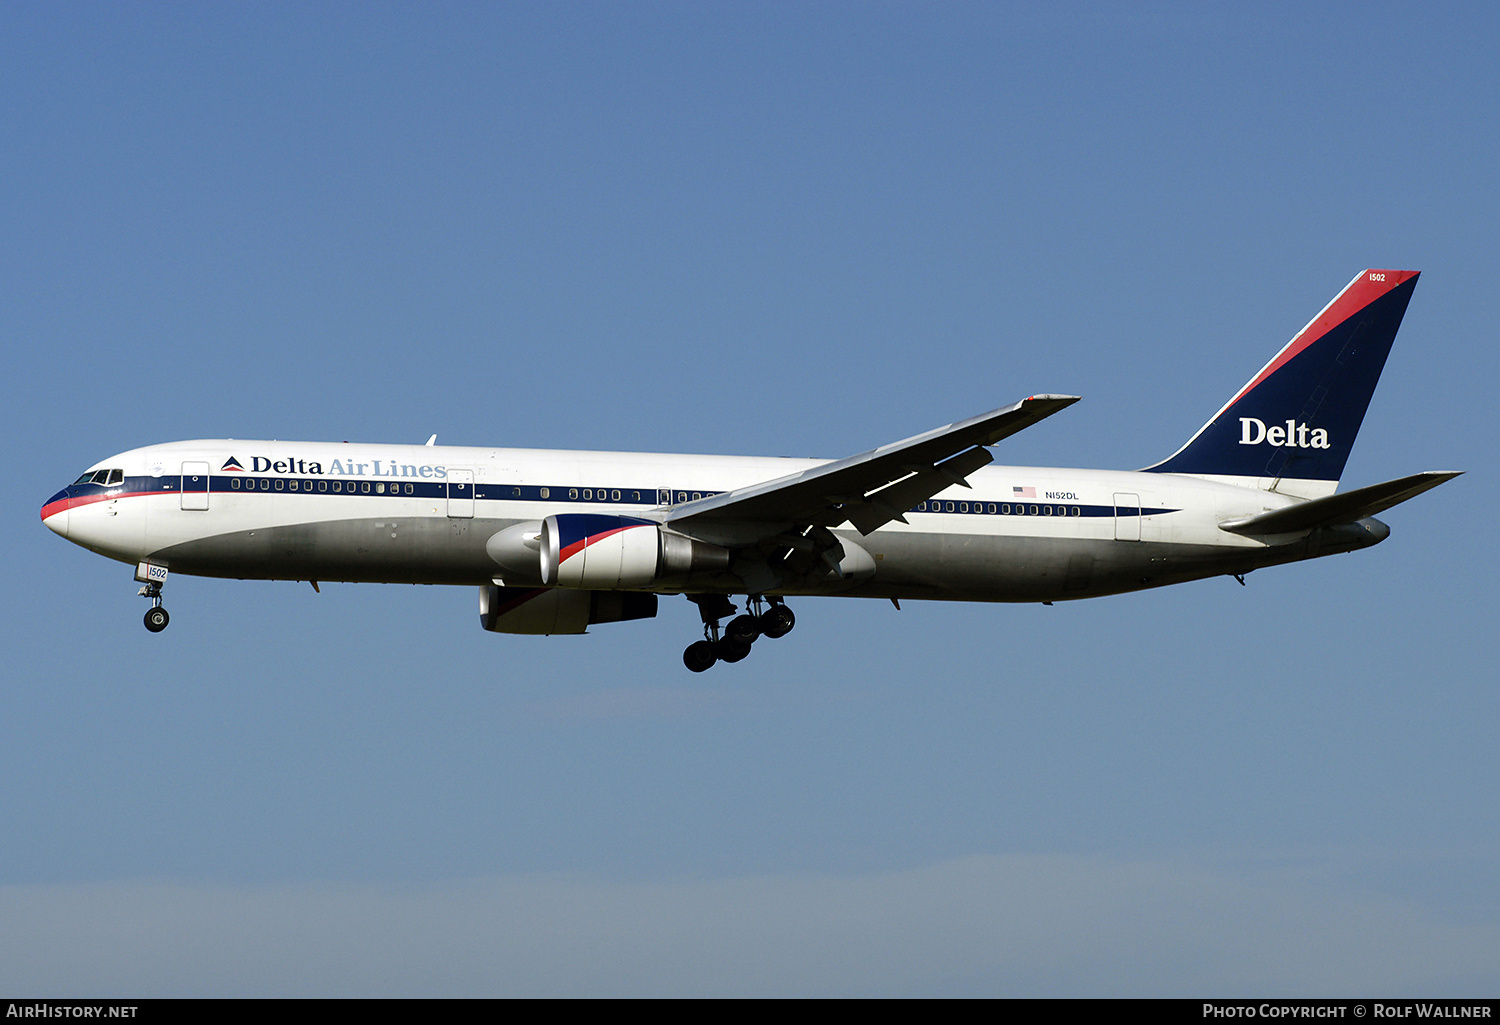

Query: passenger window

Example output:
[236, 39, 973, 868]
[319, 481, 327, 492]
[1043, 505, 1052, 515]
[362, 482, 370, 494]
[274, 479, 284, 491]
[539, 487, 549, 499]
[377, 483, 385, 494]
[231, 478, 240, 489]
[569, 489, 578, 500]
[512, 487, 521, 497]
[290, 480, 299, 491]
[332, 481, 341, 493]
[612, 490, 621, 501]
[1030, 505, 1038, 515]
[405, 483, 414, 494]
[582, 489, 591, 500]
[631, 491, 640, 502]
[1071, 506, 1080, 516]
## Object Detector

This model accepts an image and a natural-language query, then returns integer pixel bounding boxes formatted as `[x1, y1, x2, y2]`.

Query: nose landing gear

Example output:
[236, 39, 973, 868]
[140, 582, 169, 632]
[136, 562, 170, 632]
[682, 595, 795, 672]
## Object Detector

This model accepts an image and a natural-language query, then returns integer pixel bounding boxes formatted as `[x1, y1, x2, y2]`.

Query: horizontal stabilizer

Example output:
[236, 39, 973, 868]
[1219, 470, 1461, 536]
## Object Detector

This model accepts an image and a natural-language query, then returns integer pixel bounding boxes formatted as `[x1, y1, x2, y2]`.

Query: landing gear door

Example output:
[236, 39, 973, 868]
[181, 462, 210, 511]
[447, 469, 475, 518]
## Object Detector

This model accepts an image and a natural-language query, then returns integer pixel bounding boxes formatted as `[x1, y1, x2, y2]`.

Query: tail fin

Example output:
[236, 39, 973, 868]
[1144, 269, 1420, 498]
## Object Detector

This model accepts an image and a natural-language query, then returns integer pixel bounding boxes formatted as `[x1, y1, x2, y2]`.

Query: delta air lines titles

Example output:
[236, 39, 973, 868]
[225, 455, 450, 479]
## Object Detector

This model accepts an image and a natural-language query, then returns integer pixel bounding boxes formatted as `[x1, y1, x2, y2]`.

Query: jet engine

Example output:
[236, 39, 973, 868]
[487, 514, 731, 589]
[541, 514, 662, 588]
[478, 584, 657, 635]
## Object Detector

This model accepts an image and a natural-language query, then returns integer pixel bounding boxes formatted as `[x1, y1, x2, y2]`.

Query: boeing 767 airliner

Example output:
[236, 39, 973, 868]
[42, 270, 1459, 670]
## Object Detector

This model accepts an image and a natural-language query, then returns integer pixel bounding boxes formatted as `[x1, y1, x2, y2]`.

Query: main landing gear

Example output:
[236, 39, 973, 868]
[683, 595, 795, 672]
[139, 581, 169, 632]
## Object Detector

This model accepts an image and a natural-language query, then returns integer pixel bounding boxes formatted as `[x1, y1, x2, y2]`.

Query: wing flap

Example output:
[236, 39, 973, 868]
[845, 446, 995, 534]
[666, 394, 1080, 542]
[1219, 470, 1461, 535]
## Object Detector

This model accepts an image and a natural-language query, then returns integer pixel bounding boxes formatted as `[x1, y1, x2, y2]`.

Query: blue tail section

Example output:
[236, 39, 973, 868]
[1145, 270, 1419, 490]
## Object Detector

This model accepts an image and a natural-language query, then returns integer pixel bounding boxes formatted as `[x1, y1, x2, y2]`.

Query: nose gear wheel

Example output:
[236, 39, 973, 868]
[138, 581, 170, 633]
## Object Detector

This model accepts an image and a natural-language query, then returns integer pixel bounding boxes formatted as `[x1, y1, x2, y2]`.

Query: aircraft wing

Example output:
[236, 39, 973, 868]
[1218, 470, 1462, 536]
[664, 394, 1080, 547]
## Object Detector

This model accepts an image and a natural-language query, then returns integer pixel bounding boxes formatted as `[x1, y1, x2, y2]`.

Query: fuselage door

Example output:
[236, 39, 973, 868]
[181, 462, 210, 511]
[447, 469, 475, 518]
[1113, 492, 1141, 541]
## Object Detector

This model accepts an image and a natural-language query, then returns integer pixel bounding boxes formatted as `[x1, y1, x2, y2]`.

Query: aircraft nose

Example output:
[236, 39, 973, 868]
[41, 488, 70, 538]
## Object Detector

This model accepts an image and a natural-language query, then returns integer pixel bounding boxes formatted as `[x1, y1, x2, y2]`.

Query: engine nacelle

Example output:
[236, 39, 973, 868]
[478, 585, 657, 635]
[486, 520, 545, 583]
[541, 514, 659, 588]
[539, 514, 730, 589]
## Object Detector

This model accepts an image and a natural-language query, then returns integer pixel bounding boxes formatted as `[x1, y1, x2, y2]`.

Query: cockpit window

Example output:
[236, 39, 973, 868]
[75, 469, 124, 486]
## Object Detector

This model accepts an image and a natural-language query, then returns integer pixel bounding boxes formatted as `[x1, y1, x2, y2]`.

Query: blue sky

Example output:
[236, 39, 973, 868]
[4, 2, 1496, 996]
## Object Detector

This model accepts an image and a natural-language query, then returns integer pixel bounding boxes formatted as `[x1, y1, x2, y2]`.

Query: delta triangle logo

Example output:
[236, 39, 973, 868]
[221, 457, 245, 472]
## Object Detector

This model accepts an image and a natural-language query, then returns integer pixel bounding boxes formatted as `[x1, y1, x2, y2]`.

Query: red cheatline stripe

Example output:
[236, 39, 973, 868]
[40, 490, 157, 520]
[495, 588, 551, 615]
[557, 525, 638, 564]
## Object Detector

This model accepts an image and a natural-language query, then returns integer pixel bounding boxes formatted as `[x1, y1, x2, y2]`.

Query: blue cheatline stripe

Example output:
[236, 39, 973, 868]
[62, 477, 1177, 521]
[551, 514, 659, 555]
[912, 499, 1175, 518]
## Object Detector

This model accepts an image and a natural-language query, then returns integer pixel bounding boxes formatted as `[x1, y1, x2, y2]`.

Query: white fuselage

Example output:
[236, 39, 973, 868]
[43, 438, 1381, 604]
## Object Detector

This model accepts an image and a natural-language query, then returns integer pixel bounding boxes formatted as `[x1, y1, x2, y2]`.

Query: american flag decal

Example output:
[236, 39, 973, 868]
[1013, 486, 1035, 498]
